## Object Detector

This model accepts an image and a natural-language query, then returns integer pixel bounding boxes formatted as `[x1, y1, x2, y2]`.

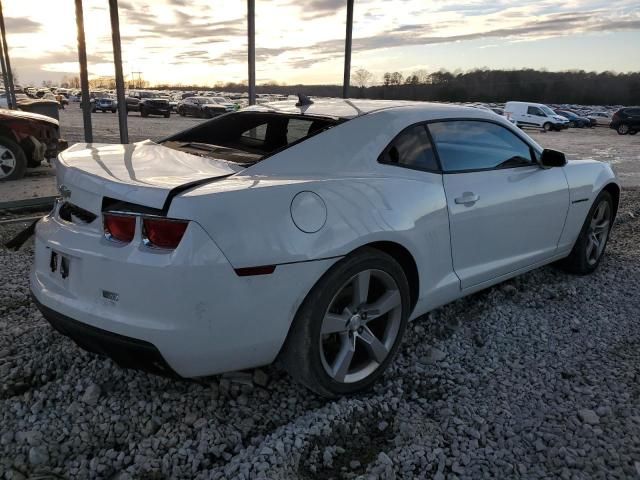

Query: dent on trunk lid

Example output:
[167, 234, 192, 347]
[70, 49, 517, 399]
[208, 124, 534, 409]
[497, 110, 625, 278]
[56, 141, 242, 211]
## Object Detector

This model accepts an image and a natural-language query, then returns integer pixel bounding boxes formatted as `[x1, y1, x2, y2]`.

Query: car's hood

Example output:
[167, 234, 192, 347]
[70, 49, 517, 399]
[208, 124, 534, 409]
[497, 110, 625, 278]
[56, 140, 241, 211]
[0, 108, 59, 126]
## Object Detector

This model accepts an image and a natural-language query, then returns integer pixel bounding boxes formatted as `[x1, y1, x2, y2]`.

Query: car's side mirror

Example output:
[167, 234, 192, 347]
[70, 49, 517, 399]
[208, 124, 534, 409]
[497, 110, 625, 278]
[539, 149, 567, 168]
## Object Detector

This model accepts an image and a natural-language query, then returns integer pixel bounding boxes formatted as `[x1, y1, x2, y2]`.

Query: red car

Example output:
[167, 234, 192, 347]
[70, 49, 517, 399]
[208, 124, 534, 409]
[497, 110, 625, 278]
[0, 109, 67, 180]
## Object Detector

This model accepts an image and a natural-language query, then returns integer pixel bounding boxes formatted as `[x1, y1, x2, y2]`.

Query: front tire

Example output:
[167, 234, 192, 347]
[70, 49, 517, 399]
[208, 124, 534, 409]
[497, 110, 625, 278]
[0, 136, 27, 181]
[559, 191, 613, 275]
[280, 248, 410, 398]
[140, 106, 148, 117]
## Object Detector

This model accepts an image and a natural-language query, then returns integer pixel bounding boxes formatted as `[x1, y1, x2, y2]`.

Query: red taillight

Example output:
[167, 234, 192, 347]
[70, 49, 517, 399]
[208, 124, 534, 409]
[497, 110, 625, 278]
[104, 213, 136, 243]
[142, 218, 188, 249]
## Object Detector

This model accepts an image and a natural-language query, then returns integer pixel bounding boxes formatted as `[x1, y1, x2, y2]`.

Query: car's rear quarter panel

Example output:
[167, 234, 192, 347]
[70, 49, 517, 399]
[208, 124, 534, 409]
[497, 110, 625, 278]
[170, 109, 472, 318]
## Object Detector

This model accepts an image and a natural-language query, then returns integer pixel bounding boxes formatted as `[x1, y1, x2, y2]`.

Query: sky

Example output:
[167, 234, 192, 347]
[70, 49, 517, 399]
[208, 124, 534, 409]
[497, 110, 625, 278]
[3, 0, 640, 87]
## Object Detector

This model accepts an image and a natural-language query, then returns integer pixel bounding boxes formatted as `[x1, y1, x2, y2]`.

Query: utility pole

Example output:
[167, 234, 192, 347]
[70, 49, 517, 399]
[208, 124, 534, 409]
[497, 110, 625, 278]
[75, 0, 93, 142]
[0, 0, 17, 109]
[0, 35, 10, 107]
[108, 0, 128, 144]
[247, 0, 255, 105]
[342, 0, 354, 99]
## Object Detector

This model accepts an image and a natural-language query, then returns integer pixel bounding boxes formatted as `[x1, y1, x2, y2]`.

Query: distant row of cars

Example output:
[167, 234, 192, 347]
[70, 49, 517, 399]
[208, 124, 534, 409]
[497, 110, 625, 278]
[88, 91, 240, 118]
[475, 101, 637, 136]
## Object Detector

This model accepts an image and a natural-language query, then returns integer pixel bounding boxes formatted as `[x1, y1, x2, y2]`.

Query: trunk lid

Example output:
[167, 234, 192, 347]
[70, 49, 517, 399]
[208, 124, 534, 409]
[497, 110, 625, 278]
[56, 140, 241, 213]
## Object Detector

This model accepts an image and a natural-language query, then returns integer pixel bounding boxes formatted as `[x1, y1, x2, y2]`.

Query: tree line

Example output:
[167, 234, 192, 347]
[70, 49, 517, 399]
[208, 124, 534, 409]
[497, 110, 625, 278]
[215, 69, 640, 106]
[42, 68, 639, 106]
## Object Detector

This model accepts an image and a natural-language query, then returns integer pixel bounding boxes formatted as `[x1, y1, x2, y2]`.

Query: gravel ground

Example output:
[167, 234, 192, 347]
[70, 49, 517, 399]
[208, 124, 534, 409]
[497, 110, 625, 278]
[1, 187, 639, 479]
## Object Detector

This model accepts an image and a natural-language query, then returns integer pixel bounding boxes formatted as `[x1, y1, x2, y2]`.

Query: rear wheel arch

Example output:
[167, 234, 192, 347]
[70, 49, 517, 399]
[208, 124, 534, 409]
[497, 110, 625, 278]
[276, 241, 420, 362]
[363, 241, 419, 312]
[602, 182, 620, 220]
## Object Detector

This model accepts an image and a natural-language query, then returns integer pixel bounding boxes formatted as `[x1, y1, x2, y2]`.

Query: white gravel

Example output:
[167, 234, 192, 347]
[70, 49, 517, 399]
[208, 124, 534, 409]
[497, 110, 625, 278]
[1, 190, 639, 479]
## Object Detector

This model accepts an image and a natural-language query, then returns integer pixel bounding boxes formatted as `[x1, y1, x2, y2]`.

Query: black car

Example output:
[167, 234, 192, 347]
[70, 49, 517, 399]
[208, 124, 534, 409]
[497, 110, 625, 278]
[610, 108, 640, 135]
[554, 110, 591, 128]
[177, 96, 233, 118]
[126, 91, 171, 118]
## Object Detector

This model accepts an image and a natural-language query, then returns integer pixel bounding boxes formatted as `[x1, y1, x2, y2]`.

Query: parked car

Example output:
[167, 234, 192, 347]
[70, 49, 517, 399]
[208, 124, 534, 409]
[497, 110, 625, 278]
[55, 93, 69, 109]
[177, 96, 232, 118]
[31, 99, 619, 397]
[40, 92, 64, 109]
[94, 97, 117, 113]
[0, 108, 67, 180]
[489, 107, 518, 126]
[554, 110, 591, 128]
[609, 108, 640, 135]
[504, 101, 569, 131]
[126, 90, 171, 118]
[588, 112, 612, 126]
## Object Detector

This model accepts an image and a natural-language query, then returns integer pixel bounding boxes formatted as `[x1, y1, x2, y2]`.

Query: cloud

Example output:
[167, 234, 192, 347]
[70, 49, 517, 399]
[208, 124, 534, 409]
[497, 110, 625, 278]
[4, 17, 41, 34]
[286, 0, 346, 19]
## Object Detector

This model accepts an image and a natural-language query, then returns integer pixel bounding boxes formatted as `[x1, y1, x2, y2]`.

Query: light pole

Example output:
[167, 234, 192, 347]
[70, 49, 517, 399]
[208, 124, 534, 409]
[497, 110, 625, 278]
[342, 0, 354, 99]
[247, 0, 256, 105]
[75, 0, 93, 142]
[108, 0, 129, 144]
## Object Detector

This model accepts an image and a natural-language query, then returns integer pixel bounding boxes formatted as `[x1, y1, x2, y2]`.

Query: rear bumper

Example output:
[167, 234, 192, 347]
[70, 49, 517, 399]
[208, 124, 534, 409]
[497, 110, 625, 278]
[30, 214, 337, 377]
[33, 295, 177, 377]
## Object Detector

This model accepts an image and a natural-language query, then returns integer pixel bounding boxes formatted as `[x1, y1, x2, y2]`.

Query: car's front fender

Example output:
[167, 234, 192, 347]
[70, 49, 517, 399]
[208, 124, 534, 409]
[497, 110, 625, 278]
[557, 160, 620, 250]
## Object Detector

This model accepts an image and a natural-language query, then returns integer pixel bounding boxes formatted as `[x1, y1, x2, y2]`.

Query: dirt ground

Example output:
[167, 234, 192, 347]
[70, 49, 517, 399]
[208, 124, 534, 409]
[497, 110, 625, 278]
[0, 104, 638, 203]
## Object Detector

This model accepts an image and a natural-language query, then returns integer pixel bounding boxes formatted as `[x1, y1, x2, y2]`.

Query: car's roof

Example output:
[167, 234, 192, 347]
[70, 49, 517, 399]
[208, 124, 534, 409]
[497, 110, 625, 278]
[242, 98, 493, 120]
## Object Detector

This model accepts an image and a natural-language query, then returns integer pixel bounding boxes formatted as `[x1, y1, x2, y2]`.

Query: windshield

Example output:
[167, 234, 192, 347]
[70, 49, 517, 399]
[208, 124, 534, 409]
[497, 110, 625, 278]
[540, 105, 555, 116]
[212, 97, 231, 103]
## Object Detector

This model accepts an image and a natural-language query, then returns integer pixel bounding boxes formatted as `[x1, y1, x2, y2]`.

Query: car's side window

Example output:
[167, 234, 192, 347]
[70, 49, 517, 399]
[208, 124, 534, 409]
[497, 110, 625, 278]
[378, 124, 438, 172]
[527, 106, 544, 116]
[428, 120, 534, 173]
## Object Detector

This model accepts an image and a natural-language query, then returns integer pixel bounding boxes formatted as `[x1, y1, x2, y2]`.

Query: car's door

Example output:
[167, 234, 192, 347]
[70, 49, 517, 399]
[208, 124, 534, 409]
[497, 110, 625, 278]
[525, 106, 545, 127]
[428, 120, 570, 289]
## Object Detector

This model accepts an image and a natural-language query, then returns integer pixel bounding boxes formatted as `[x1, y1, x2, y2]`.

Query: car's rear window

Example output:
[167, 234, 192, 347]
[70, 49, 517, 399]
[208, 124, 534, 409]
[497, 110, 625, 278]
[163, 112, 340, 162]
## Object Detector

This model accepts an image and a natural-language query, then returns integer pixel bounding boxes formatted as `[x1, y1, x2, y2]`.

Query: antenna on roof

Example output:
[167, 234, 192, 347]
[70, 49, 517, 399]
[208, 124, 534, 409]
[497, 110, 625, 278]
[295, 93, 314, 107]
[344, 99, 363, 116]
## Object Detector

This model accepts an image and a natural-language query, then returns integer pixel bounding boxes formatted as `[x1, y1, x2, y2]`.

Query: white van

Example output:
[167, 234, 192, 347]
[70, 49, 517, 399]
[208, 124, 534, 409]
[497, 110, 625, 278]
[504, 101, 569, 131]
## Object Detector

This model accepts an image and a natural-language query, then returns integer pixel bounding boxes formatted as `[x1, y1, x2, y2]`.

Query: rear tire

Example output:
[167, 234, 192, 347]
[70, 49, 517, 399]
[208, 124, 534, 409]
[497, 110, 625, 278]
[140, 107, 148, 117]
[279, 248, 410, 398]
[0, 136, 27, 181]
[559, 191, 613, 275]
[630, 130, 637, 136]
[164, 112, 170, 118]
[543, 122, 552, 132]
[617, 124, 629, 135]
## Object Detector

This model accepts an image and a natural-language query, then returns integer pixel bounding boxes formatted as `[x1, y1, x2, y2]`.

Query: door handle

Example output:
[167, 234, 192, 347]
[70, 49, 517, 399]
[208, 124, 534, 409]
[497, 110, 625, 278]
[454, 192, 480, 205]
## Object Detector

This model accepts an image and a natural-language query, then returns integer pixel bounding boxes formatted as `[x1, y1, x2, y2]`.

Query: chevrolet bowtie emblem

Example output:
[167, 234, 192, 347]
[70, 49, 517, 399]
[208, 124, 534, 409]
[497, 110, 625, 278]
[58, 184, 71, 199]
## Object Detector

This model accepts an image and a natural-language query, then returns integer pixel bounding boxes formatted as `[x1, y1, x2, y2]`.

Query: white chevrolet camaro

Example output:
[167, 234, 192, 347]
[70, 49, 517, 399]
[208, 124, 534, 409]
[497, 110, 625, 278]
[31, 99, 619, 397]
